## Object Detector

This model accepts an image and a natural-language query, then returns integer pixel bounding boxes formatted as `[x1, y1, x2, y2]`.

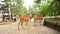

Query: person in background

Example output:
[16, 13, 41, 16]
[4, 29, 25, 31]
[29, 13, 33, 19]
[13, 15, 16, 22]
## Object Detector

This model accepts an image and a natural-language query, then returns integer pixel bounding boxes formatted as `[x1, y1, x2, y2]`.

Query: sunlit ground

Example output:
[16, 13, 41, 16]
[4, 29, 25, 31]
[0, 18, 59, 34]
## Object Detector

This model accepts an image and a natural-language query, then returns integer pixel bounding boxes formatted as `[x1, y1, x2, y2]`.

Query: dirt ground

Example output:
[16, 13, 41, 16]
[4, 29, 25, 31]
[0, 19, 60, 34]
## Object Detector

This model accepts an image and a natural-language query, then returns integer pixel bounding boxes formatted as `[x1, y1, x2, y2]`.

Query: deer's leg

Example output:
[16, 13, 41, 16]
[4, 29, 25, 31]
[18, 21, 20, 30]
[21, 21, 24, 28]
[34, 19, 36, 26]
[25, 22, 28, 25]
[21, 21, 23, 26]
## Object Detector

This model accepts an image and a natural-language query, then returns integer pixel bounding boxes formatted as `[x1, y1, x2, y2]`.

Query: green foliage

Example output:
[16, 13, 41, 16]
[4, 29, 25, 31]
[33, 0, 60, 16]
[39, 2, 49, 16]
[33, 2, 49, 16]
[11, 0, 29, 15]
[33, 7, 39, 15]
[12, 0, 23, 15]
[4, 0, 60, 16]
[47, 0, 60, 16]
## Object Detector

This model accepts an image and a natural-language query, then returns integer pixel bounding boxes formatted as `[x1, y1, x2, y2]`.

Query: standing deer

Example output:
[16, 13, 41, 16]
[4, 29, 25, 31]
[18, 15, 31, 30]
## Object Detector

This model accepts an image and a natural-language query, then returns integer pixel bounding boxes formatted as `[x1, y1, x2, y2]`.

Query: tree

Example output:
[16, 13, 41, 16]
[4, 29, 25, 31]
[11, 0, 29, 15]
[48, 0, 60, 16]
[33, 0, 60, 16]
[11, 0, 23, 15]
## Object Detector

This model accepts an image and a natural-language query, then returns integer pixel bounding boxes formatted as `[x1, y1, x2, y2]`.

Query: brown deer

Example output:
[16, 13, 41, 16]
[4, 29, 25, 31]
[18, 15, 31, 30]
